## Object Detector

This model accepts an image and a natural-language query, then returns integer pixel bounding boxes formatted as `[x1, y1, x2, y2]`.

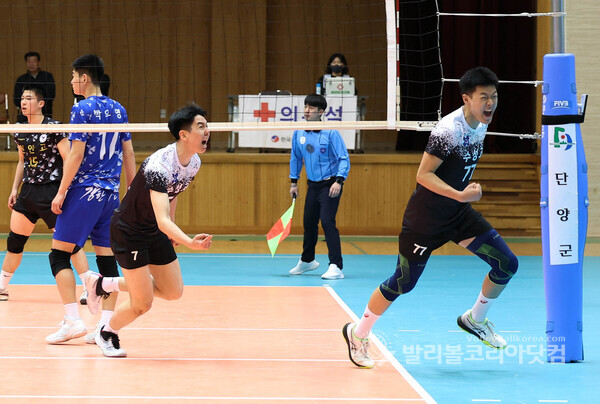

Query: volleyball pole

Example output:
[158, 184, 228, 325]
[540, 53, 588, 363]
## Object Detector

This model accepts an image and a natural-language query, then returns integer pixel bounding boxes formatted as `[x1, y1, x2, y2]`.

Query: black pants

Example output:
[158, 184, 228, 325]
[301, 179, 343, 269]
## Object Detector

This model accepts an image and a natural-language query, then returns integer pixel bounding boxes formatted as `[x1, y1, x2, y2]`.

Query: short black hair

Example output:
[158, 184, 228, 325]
[22, 83, 46, 100]
[459, 67, 499, 96]
[168, 103, 207, 140]
[100, 73, 110, 96]
[72, 54, 104, 84]
[304, 94, 327, 111]
[325, 53, 349, 75]
[24, 52, 40, 61]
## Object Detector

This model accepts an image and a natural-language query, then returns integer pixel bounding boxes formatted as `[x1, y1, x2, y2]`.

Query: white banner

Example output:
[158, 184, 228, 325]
[236, 95, 357, 149]
[548, 124, 579, 265]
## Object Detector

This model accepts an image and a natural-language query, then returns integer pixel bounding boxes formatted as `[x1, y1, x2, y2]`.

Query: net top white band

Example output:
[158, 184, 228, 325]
[437, 12, 566, 18]
[0, 122, 540, 138]
[0, 121, 427, 134]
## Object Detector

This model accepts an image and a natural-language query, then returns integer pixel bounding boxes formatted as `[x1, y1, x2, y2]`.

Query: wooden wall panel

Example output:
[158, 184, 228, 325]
[0, 0, 386, 129]
[0, 152, 539, 237]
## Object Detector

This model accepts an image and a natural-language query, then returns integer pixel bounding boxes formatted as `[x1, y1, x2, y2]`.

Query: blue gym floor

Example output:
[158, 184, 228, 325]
[6, 251, 599, 404]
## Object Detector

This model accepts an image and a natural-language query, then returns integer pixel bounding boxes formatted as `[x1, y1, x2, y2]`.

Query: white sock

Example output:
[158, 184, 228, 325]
[470, 291, 496, 323]
[0, 270, 14, 289]
[354, 306, 381, 340]
[100, 310, 113, 328]
[101, 277, 120, 293]
[64, 303, 80, 320]
[78, 270, 91, 286]
[104, 322, 118, 334]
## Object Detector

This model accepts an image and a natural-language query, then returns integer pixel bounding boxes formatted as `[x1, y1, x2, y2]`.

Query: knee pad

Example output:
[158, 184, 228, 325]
[467, 229, 518, 285]
[96, 255, 119, 277]
[379, 253, 427, 301]
[71, 245, 81, 255]
[49, 249, 72, 277]
[7, 231, 29, 254]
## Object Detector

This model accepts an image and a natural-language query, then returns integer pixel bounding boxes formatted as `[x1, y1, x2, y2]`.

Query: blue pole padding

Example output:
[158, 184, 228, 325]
[540, 53, 588, 362]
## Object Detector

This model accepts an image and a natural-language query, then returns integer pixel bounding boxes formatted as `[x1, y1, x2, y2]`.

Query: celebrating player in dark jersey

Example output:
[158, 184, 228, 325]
[0, 84, 87, 301]
[85, 103, 212, 357]
[342, 67, 519, 368]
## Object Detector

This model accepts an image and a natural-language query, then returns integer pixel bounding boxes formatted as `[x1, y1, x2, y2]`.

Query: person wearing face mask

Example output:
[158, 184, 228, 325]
[316, 53, 355, 95]
[342, 67, 519, 369]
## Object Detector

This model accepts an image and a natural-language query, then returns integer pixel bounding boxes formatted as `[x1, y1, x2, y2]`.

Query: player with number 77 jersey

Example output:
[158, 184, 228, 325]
[45, 54, 136, 349]
[343, 68, 519, 369]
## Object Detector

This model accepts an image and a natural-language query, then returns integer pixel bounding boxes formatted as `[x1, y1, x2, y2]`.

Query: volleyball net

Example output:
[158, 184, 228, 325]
[0, 0, 564, 150]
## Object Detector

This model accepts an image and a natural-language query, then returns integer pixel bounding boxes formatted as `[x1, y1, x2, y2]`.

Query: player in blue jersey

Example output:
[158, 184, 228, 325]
[288, 94, 350, 280]
[45, 54, 136, 345]
[342, 67, 519, 369]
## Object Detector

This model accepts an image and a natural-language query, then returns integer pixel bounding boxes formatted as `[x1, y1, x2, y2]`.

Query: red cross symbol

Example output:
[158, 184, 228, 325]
[254, 102, 276, 122]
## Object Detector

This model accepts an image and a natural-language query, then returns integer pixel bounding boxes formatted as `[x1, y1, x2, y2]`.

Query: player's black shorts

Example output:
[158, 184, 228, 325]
[398, 205, 493, 262]
[12, 182, 60, 229]
[110, 217, 177, 270]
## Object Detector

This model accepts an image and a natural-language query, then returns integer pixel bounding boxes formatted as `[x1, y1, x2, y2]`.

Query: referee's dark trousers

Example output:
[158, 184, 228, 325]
[301, 178, 343, 269]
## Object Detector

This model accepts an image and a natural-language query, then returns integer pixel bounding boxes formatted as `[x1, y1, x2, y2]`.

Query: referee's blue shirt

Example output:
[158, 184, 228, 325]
[289, 129, 350, 182]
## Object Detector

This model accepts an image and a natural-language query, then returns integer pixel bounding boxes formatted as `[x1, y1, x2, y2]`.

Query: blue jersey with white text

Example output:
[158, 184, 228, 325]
[69, 95, 131, 192]
[289, 129, 350, 182]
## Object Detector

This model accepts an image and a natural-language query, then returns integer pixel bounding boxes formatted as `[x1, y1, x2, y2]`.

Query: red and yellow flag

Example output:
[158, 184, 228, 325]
[266, 198, 296, 257]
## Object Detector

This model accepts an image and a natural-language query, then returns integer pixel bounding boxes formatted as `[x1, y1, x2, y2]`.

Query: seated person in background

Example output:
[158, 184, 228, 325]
[13, 52, 56, 123]
[317, 53, 356, 95]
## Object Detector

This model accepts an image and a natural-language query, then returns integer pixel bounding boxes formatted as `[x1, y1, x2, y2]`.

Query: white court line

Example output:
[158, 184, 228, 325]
[539, 401, 568, 403]
[325, 286, 437, 404]
[20, 252, 287, 259]
[0, 396, 422, 402]
[472, 400, 501, 403]
[0, 356, 385, 363]
[448, 330, 522, 333]
[0, 326, 340, 331]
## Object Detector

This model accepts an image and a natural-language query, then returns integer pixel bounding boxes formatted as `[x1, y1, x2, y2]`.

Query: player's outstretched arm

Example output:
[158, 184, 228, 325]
[150, 189, 212, 250]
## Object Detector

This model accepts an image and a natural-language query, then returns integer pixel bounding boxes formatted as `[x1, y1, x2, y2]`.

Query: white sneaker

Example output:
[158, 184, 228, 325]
[321, 264, 344, 279]
[95, 326, 127, 357]
[342, 322, 374, 368]
[84, 271, 108, 315]
[289, 259, 319, 275]
[0, 288, 8, 301]
[85, 323, 100, 344]
[79, 289, 88, 305]
[457, 309, 507, 349]
[45, 316, 87, 344]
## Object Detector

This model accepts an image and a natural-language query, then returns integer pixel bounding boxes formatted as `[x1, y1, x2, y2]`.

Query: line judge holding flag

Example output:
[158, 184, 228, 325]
[288, 94, 350, 280]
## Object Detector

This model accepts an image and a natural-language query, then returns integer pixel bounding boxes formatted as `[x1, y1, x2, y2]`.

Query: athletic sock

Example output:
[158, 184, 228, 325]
[100, 310, 113, 328]
[0, 270, 14, 289]
[78, 270, 91, 286]
[104, 322, 118, 335]
[354, 306, 381, 340]
[101, 277, 120, 293]
[64, 303, 80, 320]
[470, 291, 496, 323]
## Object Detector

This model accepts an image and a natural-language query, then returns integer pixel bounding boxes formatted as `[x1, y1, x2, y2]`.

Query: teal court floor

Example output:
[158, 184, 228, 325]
[1, 243, 598, 404]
